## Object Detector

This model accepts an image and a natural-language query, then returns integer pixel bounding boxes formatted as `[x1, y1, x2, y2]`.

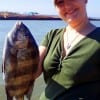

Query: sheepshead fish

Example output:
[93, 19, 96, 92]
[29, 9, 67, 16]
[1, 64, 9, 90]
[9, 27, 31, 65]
[2, 21, 39, 100]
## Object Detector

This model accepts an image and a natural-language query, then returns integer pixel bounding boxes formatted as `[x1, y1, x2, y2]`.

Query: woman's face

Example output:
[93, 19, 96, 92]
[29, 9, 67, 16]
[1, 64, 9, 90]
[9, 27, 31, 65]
[54, 0, 87, 26]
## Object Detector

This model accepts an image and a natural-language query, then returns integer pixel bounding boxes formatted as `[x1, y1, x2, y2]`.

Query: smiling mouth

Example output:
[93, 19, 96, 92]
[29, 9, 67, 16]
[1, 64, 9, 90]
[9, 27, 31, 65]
[65, 8, 77, 16]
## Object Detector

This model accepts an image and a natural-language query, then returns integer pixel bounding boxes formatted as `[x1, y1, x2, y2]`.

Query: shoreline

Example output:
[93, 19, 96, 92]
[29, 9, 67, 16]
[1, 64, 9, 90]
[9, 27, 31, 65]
[0, 17, 61, 20]
[0, 16, 100, 21]
[0, 11, 100, 20]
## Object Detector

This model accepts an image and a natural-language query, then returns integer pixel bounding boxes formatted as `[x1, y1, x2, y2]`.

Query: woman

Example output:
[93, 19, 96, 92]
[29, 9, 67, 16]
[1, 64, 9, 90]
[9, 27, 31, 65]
[38, 0, 100, 99]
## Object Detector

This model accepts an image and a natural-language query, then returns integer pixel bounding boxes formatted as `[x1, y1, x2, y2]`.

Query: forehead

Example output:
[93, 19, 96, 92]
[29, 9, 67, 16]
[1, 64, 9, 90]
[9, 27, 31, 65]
[54, 0, 85, 5]
[54, 0, 82, 2]
[54, 0, 73, 4]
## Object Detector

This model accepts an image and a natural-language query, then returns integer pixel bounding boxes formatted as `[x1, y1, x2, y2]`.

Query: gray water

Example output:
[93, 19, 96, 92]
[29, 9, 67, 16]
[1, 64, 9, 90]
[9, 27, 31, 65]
[0, 20, 100, 100]
[0, 20, 66, 99]
[0, 20, 100, 71]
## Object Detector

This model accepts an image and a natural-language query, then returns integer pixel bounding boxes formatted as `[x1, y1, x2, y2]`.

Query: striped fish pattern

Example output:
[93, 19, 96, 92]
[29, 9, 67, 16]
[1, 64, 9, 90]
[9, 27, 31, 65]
[2, 21, 39, 100]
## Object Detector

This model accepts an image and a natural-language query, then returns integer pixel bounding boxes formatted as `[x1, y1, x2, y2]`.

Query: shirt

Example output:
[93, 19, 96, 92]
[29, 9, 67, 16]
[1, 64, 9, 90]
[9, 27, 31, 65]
[40, 27, 100, 100]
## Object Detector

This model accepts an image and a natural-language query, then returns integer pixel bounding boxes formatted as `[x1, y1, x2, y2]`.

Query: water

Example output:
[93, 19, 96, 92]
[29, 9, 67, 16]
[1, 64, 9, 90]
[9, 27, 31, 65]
[0, 20, 100, 99]
[0, 20, 100, 71]
[0, 20, 66, 99]
[0, 20, 100, 70]
[0, 20, 66, 71]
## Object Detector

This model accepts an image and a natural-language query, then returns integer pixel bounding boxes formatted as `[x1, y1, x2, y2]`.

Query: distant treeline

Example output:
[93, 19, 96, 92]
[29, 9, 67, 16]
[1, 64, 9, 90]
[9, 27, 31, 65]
[0, 16, 100, 20]
[0, 16, 61, 20]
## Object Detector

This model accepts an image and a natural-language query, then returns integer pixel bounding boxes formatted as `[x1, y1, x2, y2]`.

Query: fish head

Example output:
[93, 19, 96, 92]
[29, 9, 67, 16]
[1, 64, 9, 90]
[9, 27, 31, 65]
[8, 21, 31, 49]
[7, 21, 38, 52]
[15, 23, 29, 49]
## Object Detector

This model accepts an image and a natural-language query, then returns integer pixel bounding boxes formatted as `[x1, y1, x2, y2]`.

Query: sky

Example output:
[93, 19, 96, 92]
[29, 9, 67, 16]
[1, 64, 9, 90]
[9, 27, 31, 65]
[0, 0, 100, 18]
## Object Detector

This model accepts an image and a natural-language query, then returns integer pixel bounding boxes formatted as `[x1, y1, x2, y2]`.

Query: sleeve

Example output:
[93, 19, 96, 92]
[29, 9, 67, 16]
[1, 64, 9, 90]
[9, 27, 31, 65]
[40, 29, 58, 47]
[40, 32, 50, 47]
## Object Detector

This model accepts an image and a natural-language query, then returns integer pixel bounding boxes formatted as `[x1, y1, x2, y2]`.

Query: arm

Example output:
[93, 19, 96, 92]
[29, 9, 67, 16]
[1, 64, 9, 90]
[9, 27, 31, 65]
[34, 29, 54, 79]
[34, 45, 47, 79]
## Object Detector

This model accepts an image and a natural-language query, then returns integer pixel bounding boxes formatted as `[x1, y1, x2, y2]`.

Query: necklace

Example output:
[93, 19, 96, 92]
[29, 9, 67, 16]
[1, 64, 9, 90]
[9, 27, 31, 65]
[66, 30, 80, 49]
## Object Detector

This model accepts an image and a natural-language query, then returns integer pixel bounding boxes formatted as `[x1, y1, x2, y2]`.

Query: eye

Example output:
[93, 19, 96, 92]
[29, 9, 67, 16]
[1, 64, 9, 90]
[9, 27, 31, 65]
[55, 0, 64, 6]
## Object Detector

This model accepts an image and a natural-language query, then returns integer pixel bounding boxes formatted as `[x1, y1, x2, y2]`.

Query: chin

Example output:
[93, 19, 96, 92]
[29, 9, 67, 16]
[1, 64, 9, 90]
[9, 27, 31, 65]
[66, 17, 81, 25]
[64, 18, 74, 25]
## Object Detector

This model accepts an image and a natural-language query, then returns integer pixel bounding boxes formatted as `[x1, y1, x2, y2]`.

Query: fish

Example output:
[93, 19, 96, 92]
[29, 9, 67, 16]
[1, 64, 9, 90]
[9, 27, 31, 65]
[2, 21, 39, 100]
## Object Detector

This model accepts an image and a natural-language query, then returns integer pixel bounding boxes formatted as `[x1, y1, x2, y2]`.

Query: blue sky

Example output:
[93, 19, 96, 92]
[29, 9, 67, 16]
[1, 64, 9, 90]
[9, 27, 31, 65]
[0, 0, 100, 17]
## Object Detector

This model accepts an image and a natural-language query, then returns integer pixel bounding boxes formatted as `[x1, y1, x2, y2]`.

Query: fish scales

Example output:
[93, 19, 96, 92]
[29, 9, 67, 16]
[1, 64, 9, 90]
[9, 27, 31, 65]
[2, 21, 39, 100]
